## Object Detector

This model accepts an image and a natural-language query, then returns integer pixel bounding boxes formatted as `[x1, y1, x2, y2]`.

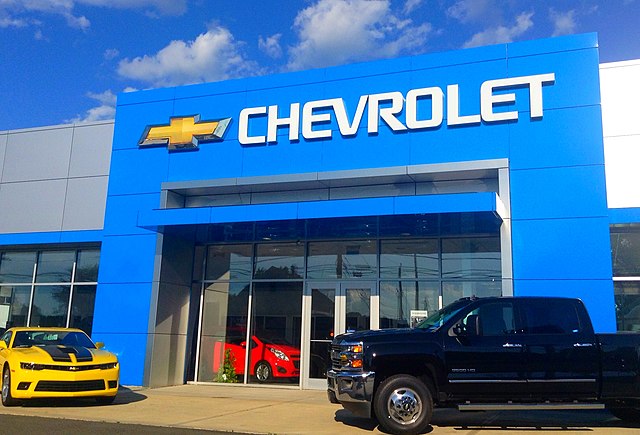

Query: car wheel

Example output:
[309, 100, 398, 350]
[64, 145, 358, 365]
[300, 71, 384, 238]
[2, 366, 19, 407]
[95, 395, 116, 405]
[255, 361, 272, 382]
[374, 374, 433, 435]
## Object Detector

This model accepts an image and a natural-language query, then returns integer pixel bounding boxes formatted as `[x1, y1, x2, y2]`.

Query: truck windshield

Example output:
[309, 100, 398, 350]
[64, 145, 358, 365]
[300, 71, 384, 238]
[415, 299, 472, 331]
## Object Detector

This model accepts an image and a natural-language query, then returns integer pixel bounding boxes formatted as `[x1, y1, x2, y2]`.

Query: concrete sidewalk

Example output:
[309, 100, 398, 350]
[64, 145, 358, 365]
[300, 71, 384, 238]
[0, 384, 638, 434]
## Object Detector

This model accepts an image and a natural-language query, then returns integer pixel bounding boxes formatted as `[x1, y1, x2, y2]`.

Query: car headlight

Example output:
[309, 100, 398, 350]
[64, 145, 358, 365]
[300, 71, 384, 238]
[268, 347, 289, 361]
[20, 362, 44, 370]
[100, 362, 118, 370]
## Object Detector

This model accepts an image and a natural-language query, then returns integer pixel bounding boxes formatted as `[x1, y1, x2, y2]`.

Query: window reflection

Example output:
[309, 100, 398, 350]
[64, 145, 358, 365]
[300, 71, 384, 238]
[380, 281, 439, 329]
[30, 285, 70, 327]
[198, 282, 249, 383]
[249, 282, 302, 385]
[0, 252, 36, 283]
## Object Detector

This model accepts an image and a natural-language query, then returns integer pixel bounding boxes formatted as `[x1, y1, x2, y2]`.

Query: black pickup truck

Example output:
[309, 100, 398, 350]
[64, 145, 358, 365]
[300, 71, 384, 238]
[327, 296, 640, 434]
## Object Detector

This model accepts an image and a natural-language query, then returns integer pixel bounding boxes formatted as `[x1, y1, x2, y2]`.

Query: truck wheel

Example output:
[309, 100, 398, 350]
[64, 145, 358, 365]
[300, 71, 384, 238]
[374, 374, 433, 435]
[610, 407, 640, 422]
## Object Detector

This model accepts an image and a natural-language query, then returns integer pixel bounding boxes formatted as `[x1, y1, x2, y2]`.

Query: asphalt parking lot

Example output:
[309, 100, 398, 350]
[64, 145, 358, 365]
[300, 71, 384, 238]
[0, 384, 638, 434]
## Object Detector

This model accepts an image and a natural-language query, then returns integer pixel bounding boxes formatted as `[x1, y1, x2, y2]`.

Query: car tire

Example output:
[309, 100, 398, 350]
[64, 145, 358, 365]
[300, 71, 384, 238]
[95, 395, 116, 405]
[2, 366, 19, 407]
[374, 374, 433, 435]
[255, 361, 272, 382]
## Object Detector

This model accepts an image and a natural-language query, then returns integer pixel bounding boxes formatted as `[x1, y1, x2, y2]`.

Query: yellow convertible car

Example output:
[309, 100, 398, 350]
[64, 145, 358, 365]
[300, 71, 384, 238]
[0, 327, 119, 406]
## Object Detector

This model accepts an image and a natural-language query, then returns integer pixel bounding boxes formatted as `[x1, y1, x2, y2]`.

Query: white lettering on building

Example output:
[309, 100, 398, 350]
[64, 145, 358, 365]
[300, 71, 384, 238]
[238, 73, 555, 145]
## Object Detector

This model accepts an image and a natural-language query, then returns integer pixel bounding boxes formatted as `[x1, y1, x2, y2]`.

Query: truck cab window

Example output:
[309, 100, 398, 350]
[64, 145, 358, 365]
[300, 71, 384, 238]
[460, 302, 515, 336]
[520, 299, 581, 334]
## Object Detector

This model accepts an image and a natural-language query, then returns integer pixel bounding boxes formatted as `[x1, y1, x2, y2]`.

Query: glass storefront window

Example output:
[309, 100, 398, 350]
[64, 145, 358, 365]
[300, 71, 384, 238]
[205, 245, 252, 280]
[75, 250, 100, 282]
[442, 237, 501, 279]
[0, 285, 30, 328]
[248, 282, 302, 385]
[615, 281, 640, 332]
[307, 240, 377, 279]
[0, 248, 100, 333]
[254, 243, 304, 279]
[36, 251, 75, 283]
[380, 281, 439, 329]
[69, 285, 97, 335]
[198, 282, 250, 383]
[380, 239, 439, 279]
[0, 252, 36, 283]
[30, 285, 71, 327]
[442, 280, 502, 306]
[611, 230, 640, 277]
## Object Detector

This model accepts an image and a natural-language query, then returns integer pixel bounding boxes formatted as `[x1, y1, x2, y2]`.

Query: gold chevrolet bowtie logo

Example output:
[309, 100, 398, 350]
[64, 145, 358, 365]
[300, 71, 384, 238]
[139, 115, 231, 151]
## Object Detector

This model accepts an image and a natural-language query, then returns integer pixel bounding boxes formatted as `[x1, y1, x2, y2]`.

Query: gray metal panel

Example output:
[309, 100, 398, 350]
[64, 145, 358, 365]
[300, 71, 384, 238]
[69, 122, 114, 177]
[0, 133, 6, 183]
[62, 176, 109, 231]
[0, 179, 67, 232]
[3, 126, 73, 182]
[185, 193, 251, 207]
[252, 189, 329, 204]
[329, 183, 415, 200]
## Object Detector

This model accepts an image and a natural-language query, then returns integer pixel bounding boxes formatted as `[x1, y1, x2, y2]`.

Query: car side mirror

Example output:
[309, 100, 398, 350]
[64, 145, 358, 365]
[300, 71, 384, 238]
[240, 341, 246, 348]
[95, 342, 105, 349]
[0, 340, 7, 350]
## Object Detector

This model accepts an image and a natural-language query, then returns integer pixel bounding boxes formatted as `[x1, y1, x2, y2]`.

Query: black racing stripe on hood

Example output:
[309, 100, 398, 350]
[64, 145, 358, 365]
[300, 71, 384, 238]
[40, 345, 94, 362]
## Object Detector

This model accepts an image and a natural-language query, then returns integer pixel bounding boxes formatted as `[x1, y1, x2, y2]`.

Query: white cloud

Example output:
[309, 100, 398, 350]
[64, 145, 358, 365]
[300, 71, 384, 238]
[462, 11, 534, 48]
[259, 33, 283, 59]
[117, 25, 259, 87]
[287, 0, 432, 71]
[103, 48, 119, 60]
[0, 0, 186, 32]
[403, 0, 422, 15]
[77, 0, 187, 16]
[66, 90, 117, 124]
[447, 0, 493, 23]
[549, 8, 577, 36]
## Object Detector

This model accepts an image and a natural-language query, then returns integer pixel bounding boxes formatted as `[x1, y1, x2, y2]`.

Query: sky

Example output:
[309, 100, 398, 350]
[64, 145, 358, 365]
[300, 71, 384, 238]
[1, 0, 640, 131]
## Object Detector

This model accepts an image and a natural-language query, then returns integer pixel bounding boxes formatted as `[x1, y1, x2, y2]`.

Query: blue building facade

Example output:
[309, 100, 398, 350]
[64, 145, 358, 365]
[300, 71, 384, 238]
[1, 33, 639, 388]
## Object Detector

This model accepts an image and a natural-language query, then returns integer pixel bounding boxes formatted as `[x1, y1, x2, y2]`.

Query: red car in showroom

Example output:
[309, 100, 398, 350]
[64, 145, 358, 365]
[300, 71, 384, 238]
[213, 335, 300, 382]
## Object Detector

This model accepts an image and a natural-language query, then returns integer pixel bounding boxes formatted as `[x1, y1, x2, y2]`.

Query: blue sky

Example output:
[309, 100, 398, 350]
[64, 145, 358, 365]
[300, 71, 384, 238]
[1, 0, 639, 131]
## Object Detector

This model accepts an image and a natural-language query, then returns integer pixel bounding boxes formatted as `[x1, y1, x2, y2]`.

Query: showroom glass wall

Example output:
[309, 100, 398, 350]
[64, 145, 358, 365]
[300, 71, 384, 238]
[0, 248, 100, 335]
[192, 213, 502, 385]
[611, 225, 640, 331]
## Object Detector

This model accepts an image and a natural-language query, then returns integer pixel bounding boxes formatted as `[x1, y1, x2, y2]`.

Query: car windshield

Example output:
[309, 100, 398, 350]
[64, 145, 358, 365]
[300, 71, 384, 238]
[415, 299, 473, 331]
[12, 330, 95, 349]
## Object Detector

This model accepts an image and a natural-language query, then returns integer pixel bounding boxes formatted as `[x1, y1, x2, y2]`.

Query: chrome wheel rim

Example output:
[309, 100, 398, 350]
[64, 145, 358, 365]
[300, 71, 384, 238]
[387, 387, 422, 425]
[256, 364, 269, 381]
[2, 370, 9, 402]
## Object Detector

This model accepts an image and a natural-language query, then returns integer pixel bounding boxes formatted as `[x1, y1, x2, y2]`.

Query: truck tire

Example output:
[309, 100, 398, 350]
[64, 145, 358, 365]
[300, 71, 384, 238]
[374, 374, 433, 435]
[609, 407, 640, 422]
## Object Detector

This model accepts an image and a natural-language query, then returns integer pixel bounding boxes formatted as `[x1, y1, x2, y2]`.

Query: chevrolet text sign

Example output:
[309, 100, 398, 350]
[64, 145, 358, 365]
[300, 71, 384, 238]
[238, 73, 555, 145]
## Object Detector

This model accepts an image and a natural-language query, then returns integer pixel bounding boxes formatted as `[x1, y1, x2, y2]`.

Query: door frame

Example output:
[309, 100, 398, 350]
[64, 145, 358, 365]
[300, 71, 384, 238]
[301, 281, 378, 389]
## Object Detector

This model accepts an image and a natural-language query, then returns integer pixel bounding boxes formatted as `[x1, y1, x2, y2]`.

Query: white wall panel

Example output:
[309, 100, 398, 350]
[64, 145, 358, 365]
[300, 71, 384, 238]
[601, 60, 640, 209]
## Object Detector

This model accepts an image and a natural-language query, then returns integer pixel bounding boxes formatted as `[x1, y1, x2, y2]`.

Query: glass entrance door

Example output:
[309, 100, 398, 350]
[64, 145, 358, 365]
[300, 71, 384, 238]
[302, 281, 376, 389]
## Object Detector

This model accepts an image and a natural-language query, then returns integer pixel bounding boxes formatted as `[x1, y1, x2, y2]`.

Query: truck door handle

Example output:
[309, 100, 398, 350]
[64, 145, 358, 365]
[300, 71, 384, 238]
[502, 343, 523, 348]
[573, 343, 594, 347]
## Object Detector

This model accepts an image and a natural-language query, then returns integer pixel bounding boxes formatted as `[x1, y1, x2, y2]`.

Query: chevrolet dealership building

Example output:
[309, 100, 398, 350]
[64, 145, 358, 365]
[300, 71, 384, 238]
[0, 33, 639, 388]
